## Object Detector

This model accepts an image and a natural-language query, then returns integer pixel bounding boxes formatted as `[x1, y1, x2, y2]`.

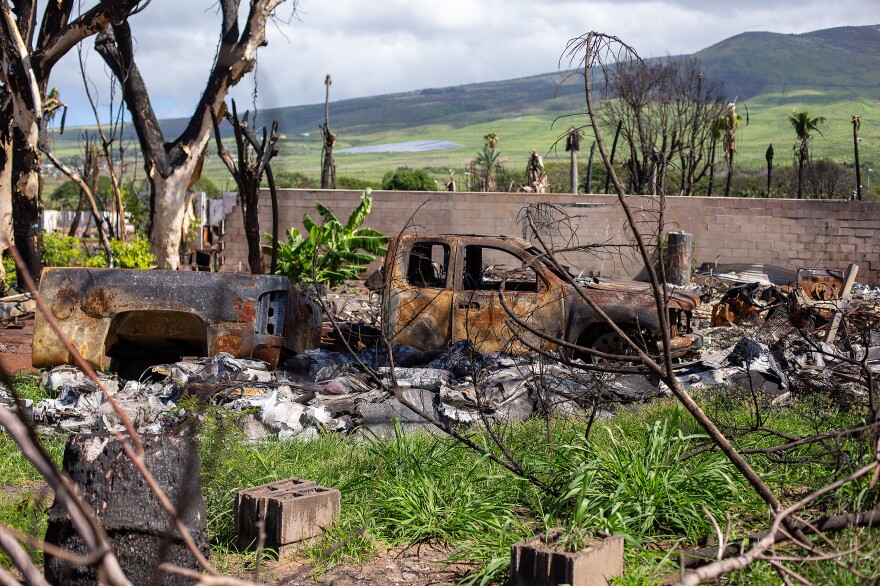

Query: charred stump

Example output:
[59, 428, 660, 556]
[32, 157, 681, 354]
[44, 434, 208, 585]
[664, 231, 693, 286]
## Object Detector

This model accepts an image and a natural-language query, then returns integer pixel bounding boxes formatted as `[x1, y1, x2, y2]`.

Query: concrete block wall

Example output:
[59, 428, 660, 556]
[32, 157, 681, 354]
[221, 190, 880, 285]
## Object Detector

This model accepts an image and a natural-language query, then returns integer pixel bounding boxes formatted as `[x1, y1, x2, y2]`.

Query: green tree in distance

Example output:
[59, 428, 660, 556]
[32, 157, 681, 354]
[789, 109, 827, 199]
[381, 168, 435, 191]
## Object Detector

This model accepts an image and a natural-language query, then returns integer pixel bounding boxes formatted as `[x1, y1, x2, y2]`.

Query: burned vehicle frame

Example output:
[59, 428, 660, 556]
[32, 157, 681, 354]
[33, 268, 321, 378]
[381, 234, 701, 361]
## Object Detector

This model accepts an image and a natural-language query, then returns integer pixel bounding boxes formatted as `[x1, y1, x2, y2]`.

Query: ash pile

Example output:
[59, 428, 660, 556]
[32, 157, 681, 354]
[13, 344, 653, 439]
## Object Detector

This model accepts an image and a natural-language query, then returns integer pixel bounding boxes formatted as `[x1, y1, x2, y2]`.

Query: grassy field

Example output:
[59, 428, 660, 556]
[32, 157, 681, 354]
[45, 86, 880, 196]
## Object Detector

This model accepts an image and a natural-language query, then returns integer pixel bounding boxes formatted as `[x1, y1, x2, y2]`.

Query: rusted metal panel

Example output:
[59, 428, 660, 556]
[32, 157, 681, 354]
[33, 268, 320, 372]
[797, 268, 845, 300]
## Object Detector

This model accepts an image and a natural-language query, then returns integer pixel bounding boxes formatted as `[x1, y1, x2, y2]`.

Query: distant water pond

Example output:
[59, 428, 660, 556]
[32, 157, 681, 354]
[337, 140, 460, 154]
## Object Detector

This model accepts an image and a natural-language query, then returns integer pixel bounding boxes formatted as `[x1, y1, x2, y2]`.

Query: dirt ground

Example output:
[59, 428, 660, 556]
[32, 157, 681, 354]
[250, 543, 470, 585]
[0, 314, 36, 375]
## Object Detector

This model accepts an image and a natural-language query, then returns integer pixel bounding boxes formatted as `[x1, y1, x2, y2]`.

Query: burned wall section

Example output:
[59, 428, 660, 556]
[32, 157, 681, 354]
[221, 191, 880, 285]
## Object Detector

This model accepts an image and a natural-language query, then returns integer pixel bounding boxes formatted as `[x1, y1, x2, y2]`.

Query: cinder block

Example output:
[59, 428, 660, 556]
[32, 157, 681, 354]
[511, 534, 623, 586]
[235, 478, 339, 549]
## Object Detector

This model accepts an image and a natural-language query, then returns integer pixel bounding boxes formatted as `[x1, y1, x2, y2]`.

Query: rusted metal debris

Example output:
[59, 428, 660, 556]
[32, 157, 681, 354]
[381, 234, 701, 361]
[33, 268, 321, 377]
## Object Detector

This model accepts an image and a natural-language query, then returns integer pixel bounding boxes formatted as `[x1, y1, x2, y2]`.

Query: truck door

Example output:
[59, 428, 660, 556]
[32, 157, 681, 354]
[452, 244, 563, 354]
[384, 240, 455, 350]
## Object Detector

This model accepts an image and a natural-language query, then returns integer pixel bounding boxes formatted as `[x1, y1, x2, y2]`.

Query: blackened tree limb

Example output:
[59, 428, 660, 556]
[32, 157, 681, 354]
[681, 510, 880, 568]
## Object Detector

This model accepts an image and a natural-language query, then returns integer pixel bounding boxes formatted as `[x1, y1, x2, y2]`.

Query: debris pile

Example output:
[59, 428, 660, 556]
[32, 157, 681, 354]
[3, 268, 879, 440]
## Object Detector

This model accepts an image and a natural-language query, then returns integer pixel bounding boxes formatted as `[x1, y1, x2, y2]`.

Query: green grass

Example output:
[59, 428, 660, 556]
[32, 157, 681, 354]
[2, 371, 878, 583]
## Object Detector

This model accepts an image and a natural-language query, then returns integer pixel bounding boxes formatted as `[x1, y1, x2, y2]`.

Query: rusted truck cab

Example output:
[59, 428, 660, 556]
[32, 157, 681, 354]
[33, 268, 321, 377]
[382, 234, 701, 360]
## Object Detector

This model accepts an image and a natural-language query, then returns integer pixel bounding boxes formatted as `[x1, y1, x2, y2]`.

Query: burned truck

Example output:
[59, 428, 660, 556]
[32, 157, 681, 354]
[381, 234, 701, 361]
[33, 269, 321, 378]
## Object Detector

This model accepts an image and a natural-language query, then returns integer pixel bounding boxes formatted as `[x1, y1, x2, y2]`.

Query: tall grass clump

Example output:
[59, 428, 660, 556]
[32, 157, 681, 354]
[554, 405, 751, 543]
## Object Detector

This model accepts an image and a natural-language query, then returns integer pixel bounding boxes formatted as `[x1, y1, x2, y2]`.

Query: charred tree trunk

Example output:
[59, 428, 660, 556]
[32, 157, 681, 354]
[68, 192, 85, 237]
[765, 143, 774, 199]
[585, 141, 596, 194]
[96, 1, 286, 268]
[0, 115, 11, 293]
[211, 100, 278, 274]
[724, 150, 734, 197]
[664, 231, 692, 285]
[707, 136, 716, 197]
[603, 120, 622, 194]
[44, 434, 208, 586]
[320, 74, 336, 190]
[796, 148, 805, 200]
[566, 127, 579, 194]
[11, 124, 43, 283]
[853, 116, 862, 201]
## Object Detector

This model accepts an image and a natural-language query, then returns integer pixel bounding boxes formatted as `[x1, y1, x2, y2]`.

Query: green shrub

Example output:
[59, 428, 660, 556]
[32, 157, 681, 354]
[41, 231, 155, 269]
[265, 189, 389, 288]
[111, 235, 156, 269]
[381, 167, 436, 191]
[336, 176, 381, 191]
[2, 253, 15, 291]
[42, 232, 90, 267]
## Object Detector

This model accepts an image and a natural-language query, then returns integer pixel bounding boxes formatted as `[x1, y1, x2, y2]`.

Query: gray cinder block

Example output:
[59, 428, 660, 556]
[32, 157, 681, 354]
[235, 478, 339, 550]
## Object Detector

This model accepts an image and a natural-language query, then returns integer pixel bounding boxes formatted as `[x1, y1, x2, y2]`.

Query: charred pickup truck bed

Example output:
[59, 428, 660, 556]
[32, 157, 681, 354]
[33, 268, 321, 377]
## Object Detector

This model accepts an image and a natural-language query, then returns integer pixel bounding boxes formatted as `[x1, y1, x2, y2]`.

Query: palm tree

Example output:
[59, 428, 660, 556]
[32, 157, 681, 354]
[472, 134, 501, 191]
[474, 145, 500, 191]
[788, 110, 826, 199]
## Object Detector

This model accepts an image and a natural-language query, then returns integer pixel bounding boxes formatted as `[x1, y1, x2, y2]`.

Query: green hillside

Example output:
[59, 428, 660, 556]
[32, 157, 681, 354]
[46, 24, 880, 193]
[694, 25, 880, 99]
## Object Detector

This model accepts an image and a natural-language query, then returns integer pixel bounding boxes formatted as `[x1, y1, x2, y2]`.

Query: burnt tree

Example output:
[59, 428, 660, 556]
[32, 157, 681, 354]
[0, 0, 146, 282]
[96, 0, 290, 269]
[320, 74, 336, 189]
[600, 57, 725, 196]
[211, 100, 278, 274]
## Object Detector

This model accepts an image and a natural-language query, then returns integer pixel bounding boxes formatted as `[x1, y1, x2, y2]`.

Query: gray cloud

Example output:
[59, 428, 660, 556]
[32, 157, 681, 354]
[51, 0, 880, 127]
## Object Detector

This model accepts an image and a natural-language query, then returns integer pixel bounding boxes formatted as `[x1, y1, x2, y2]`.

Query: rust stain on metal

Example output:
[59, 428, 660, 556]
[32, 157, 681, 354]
[51, 286, 78, 321]
[82, 287, 114, 318]
[233, 297, 257, 322]
[214, 333, 245, 355]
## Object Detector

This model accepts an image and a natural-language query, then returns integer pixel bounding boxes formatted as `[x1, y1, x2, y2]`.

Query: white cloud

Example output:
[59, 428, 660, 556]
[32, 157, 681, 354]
[50, 0, 880, 126]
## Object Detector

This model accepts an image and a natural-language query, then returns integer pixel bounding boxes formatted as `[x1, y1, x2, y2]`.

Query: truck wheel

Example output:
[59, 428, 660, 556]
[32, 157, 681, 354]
[590, 331, 636, 364]
[576, 327, 641, 365]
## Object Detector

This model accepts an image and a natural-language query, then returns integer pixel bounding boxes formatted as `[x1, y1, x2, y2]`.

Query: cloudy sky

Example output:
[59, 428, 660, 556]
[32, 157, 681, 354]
[53, 0, 880, 126]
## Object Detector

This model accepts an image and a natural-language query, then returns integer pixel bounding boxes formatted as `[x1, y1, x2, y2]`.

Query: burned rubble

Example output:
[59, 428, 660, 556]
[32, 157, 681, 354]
[3, 264, 877, 442]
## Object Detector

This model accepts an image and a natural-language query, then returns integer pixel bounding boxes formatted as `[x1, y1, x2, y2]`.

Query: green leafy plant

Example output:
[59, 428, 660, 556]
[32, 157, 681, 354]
[554, 405, 747, 542]
[41, 232, 155, 269]
[265, 188, 389, 289]
[2, 253, 15, 292]
[42, 232, 90, 267]
[110, 235, 156, 269]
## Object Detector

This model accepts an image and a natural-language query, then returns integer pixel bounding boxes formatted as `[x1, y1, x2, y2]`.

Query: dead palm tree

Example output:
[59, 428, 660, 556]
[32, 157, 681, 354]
[789, 110, 826, 199]
[720, 100, 746, 197]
